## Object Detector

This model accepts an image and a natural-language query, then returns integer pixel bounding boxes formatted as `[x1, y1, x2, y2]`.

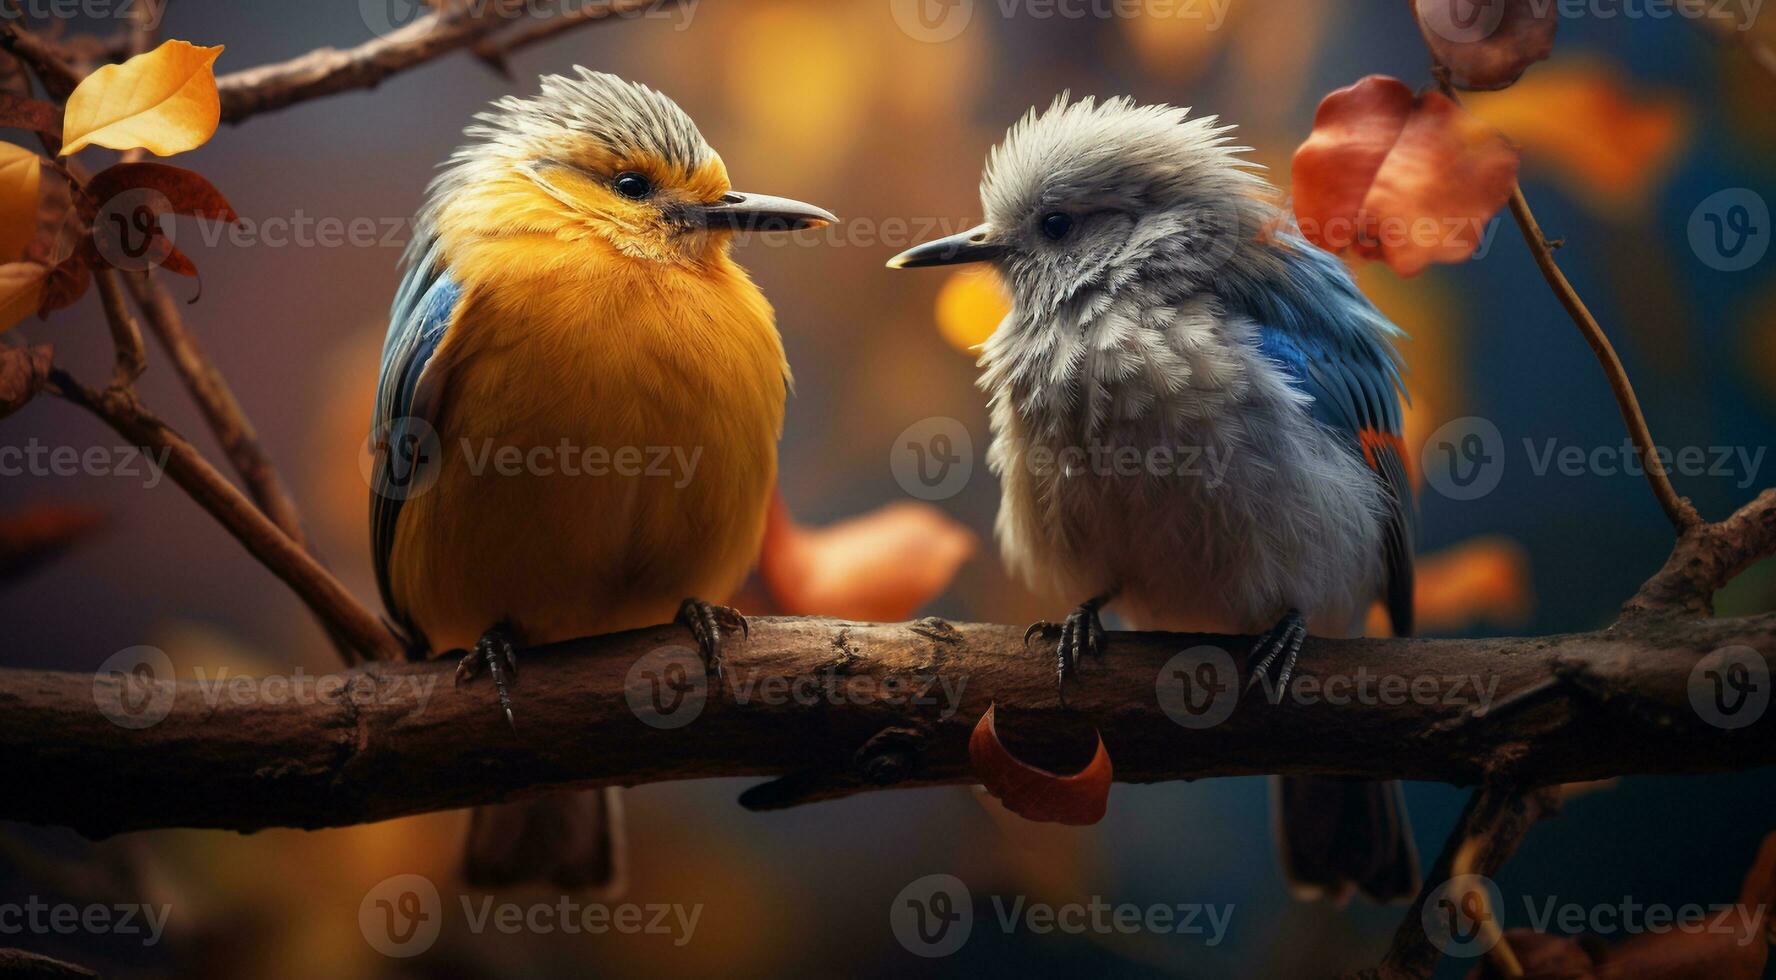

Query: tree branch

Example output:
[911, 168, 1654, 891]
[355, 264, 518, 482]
[121, 270, 307, 549]
[45, 371, 399, 661]
[214, 0, 518, 124]
[4, 613, 1771, 839]
[1624, 488, 1776, 618]
[469, 0, 683, 76]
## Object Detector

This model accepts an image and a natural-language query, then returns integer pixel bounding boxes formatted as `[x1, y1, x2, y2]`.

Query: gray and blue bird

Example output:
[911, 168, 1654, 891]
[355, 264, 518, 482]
[890, 94, 1420, 903]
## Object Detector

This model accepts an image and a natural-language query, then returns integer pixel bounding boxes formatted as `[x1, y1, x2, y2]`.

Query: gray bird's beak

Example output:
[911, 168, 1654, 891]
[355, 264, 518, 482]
[697, 191, 837, 232]
[886, 223, 1003, 268]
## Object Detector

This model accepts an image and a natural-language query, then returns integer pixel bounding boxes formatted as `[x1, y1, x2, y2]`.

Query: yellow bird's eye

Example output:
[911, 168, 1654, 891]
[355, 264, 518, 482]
[614, 172, 653, 199]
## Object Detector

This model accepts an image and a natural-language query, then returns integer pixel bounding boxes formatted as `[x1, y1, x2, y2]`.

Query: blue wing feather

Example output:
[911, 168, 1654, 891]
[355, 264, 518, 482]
[1221, 235, 1417, 636]
[369, 236, 460, 650]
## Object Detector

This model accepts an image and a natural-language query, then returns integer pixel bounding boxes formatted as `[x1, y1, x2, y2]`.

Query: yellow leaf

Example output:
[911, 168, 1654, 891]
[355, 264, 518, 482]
[0, 143, 42, 262]
[61, 40, 224, 157]
[934, 266, 1010, 353]
[0, 262, 47, 332]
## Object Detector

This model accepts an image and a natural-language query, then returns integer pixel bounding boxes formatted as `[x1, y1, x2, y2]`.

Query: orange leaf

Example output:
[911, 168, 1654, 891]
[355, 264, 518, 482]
[1465, 63, 1687, 213]
[758, 492, 975, 622]
[968, 703, 1111, 826]
[36, 253, 91, 315]
[1293, 75, 1519, 277]
[0, 141, 42, 263]
[61, 40, 223, 157]
[0, 261, 47, 332]
[1415, 0, 1556, 91]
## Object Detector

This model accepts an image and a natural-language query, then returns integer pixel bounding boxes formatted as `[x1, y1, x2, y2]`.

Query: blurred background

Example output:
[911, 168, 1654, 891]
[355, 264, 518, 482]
[2, 0, 1774, 976]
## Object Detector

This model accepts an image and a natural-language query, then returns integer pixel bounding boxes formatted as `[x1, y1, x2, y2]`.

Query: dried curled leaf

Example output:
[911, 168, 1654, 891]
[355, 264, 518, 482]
[0, 342, 51, 418]
[0, 262, 48, 332]
[37, 254, 92, 316]
[61, 40, 224, 157]
[1415, 0, 1557, 91]
[82, 162, 239, 224]
[1292, 75, 1519, 277]
[0, 141, 42, 262]
[969, 703, 1112, 826]
[758, 492, 976, 622]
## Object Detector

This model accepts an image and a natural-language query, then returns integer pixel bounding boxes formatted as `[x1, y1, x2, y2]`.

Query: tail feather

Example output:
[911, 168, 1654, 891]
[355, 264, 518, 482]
[463, 787, 627, 895]
[1273, 775, 1419, 904]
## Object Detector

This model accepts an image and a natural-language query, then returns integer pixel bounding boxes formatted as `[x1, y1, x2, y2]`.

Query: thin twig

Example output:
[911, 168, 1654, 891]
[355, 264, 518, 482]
[470, 0, 682, 75]
[46, 370, 399, 661]
[93, 267, 146, 388]
[1502, 185, 1700, 531]
[122, 270, 308, 549]
[213, 0, 522, 124]
[1427, 66, 1699, 531]
[1359, 785, 1561, 980]
[0, 15, 82, 99]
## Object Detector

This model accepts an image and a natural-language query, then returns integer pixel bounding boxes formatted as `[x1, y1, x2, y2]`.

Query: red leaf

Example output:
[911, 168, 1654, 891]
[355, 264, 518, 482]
[1415, 0, 1557, 91]
[1292, 75, 1519, 277]
[36, 253, 91, 315]
[758, 492, 975, 622]
[0, 503, 104, 583]
[0, 343, 52, 420]
[83, 162, 239, 223]
[968, 703, 1112, 826]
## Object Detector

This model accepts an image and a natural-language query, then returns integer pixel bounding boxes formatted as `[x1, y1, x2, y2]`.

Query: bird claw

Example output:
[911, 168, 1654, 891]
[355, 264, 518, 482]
[676, 597, 746, 679]
[1025, 597, 1111, 708]
[1245, 609, 1307, 704]
[455, 625, 520, 730]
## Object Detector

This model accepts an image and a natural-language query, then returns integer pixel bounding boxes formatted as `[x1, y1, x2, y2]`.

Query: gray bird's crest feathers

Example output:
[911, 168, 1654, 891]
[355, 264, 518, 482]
[982, 93, 1265, 223]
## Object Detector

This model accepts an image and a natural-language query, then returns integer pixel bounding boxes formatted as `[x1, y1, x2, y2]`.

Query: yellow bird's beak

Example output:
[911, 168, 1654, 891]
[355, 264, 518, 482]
[697, 192, 837, 232]
[886, 222, 1004, 268]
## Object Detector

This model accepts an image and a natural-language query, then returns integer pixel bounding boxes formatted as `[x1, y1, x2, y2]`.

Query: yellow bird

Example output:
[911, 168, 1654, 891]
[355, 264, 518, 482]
[368, 69, 834, 889]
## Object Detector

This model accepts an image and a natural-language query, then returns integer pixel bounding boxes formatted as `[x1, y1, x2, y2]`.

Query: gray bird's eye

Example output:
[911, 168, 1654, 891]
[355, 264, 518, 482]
[1041, 211, 1073, 241]
[614, 172, 653, 199]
